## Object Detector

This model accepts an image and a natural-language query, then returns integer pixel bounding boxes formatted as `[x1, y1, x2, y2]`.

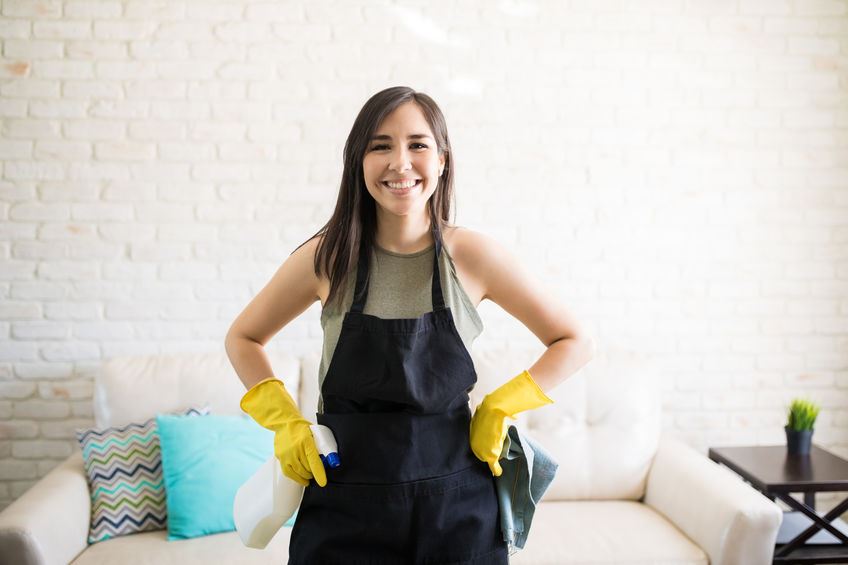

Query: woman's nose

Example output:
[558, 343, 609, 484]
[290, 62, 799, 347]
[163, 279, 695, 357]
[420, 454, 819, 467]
[389, 148, 412, 172]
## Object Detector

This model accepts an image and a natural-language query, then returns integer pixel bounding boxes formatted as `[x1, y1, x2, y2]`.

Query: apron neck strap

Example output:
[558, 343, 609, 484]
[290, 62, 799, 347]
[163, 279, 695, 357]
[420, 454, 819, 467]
[350, 222, 446, 314]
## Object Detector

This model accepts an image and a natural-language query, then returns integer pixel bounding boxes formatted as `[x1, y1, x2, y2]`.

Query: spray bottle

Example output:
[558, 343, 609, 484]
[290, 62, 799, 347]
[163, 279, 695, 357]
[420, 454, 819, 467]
[234, 424, 340, 549]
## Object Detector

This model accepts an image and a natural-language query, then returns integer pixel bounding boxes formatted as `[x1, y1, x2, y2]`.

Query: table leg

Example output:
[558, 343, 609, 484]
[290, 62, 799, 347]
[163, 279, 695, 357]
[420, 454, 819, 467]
[773, 493, 848, 558]
[804, 492, 815, 510]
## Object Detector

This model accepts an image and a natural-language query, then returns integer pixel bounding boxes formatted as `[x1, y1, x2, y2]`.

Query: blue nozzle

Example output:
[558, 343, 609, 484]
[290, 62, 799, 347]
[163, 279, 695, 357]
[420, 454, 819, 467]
[321, 452, 341, 468]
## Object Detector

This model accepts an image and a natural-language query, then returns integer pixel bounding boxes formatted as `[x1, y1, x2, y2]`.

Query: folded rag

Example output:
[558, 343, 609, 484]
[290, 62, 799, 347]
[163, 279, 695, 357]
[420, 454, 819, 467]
[494, 423, 559, 553]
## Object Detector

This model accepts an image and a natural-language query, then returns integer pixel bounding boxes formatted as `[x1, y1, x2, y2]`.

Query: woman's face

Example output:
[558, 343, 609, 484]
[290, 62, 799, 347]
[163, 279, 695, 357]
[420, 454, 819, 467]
[362, 101, 445, 220]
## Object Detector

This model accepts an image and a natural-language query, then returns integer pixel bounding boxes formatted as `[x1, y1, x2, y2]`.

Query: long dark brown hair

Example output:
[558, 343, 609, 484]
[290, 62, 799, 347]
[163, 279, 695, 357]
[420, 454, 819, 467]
[295, 86, 458, 312]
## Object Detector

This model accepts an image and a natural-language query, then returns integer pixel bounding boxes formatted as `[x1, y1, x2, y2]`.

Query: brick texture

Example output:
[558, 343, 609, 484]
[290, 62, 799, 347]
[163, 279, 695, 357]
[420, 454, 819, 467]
[0, 0, 847, 515]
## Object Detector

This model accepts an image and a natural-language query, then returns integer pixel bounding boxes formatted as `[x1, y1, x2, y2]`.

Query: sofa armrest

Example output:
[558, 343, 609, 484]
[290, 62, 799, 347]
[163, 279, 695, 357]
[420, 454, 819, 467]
[644, 433, 783, 565]
[0, 451, 90, 565]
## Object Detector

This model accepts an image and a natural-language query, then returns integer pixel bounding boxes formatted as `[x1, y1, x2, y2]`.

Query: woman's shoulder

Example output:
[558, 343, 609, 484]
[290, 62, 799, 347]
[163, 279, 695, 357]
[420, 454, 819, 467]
[441, 225, 493, 308]
[294, 234, 324, 272]
[298, 234, 331, 308]
[443, 225, 500, 267]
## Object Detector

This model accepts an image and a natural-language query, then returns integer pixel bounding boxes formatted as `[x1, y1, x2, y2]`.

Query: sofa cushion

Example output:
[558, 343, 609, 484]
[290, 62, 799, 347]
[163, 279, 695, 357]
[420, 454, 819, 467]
[69, 529, 291, 565]
[75, 405, 209, 544]
[68, 501, 708, 565]
[509, 500, 708, 565]
[157, 413, 273, 541]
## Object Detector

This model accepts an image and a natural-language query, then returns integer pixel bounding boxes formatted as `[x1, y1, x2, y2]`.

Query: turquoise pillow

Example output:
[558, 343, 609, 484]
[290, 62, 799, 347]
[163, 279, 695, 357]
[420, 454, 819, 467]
[156, 413, 274, 540]
[285, 511, 297, 527]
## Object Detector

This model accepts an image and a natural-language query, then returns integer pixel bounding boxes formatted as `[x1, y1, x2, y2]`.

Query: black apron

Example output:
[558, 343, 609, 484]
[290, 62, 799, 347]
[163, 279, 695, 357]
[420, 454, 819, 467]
[288, 223, 508, 565]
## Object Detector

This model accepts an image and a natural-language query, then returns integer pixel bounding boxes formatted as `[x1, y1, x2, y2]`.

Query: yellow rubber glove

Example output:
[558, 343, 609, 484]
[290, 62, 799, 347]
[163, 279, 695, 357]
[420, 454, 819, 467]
[240, 377, 327, 488]
[469, 369, 554, 477]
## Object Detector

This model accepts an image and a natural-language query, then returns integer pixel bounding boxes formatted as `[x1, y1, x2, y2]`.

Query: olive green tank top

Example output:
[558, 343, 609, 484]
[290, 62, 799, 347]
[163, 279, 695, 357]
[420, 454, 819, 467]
[316, 240, 484, 415]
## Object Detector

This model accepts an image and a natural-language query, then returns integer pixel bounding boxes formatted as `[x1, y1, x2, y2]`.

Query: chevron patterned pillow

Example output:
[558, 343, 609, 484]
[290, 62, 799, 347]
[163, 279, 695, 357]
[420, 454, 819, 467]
[75, 405, 210, 544]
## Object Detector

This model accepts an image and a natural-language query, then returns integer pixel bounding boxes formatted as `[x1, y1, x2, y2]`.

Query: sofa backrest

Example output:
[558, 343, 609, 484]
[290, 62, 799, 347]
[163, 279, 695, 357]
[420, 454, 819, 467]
[93, 351, 300, 428]
[469, 344, 661, 502]
[94, 343, 660, 502]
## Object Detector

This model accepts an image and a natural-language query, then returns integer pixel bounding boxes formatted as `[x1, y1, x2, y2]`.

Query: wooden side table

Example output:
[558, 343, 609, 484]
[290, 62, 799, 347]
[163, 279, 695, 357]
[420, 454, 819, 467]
[709, 444, 848, 564]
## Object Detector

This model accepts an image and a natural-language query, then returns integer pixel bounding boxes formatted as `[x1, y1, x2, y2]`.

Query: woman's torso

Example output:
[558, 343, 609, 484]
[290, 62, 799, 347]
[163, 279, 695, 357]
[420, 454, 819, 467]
[315, 226, 484, 415]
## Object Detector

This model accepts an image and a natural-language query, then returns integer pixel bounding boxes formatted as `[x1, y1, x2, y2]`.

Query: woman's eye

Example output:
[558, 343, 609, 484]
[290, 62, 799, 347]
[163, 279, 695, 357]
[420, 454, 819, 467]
[370, 143, 428, 151]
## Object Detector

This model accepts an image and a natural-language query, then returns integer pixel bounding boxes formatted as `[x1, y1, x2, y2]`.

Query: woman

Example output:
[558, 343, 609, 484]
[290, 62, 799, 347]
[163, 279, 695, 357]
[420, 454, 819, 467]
[225, 86, 595, 564]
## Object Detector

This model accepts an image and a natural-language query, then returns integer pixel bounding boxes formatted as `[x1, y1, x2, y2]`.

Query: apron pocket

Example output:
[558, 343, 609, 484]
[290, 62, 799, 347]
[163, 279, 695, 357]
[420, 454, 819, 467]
[410, 462, 507, 564]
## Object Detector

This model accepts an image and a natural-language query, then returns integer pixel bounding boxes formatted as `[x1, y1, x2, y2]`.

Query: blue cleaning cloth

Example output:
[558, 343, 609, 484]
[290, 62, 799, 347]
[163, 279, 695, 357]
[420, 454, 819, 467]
[495, 424, 559, 553]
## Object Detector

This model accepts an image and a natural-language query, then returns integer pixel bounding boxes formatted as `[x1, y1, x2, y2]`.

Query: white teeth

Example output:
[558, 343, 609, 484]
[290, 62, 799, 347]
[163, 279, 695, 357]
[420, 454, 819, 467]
[385, 180, 419, 189]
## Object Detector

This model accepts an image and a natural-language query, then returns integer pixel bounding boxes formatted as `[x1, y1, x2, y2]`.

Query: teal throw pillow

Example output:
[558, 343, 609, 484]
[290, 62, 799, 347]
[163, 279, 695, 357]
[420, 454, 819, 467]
[285, 511, 297, 527]
[156, 413, 274, 540]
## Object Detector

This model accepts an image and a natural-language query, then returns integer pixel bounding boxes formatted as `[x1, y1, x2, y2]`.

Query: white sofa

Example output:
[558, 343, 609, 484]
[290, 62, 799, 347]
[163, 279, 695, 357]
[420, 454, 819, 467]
[0, 346, 782, 565]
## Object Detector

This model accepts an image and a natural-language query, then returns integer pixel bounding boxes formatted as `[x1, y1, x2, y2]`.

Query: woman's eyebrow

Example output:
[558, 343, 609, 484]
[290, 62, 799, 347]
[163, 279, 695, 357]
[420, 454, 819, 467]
[369, 134, 433, 141]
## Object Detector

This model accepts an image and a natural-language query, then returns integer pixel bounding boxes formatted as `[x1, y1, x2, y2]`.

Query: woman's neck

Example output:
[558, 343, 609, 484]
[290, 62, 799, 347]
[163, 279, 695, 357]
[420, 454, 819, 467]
[374, 213, 433, 254]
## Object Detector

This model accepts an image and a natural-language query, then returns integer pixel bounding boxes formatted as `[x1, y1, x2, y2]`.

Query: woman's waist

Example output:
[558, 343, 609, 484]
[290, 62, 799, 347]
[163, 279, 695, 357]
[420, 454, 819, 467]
[307, 461, 492, 498]
[315, 407, 477, 483]
[320, 389, 473, 415]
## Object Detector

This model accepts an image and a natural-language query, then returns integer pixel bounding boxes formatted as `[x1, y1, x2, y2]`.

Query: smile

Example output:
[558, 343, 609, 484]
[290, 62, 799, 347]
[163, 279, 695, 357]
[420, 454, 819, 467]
[382, 179, 422, 195]
[383, 179, 421, 189]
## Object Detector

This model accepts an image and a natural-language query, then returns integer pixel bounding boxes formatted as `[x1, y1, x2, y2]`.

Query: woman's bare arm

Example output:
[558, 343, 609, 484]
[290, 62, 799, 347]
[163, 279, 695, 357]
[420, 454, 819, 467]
[225, 236, 322, 390]
[456, 229, 595, 393]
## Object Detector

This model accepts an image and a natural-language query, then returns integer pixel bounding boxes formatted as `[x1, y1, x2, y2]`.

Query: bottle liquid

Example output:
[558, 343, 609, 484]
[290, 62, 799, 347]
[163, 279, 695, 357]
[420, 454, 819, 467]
[234, 424, 340, 549]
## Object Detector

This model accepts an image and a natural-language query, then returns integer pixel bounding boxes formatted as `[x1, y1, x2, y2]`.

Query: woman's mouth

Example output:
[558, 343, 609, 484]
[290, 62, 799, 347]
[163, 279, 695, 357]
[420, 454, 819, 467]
[382, 179, 422, 196]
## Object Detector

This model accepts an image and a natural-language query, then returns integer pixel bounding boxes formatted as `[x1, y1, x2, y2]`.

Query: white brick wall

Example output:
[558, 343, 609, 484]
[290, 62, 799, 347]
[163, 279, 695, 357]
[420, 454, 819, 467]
[1, 0, 846, 515]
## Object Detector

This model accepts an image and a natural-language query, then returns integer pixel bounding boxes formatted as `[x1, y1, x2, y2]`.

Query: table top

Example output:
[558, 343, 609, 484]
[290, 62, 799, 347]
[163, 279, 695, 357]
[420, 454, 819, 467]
[708, 444, 848, 493]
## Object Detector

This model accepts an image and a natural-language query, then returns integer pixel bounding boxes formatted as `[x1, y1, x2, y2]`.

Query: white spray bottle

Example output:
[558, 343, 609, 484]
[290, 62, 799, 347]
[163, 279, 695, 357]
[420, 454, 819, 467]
[233, 424, 340, 549]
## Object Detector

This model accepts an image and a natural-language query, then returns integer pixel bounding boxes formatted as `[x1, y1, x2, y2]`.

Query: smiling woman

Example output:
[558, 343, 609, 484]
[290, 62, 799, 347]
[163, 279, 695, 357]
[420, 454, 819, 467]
[225, 85, 593, 564]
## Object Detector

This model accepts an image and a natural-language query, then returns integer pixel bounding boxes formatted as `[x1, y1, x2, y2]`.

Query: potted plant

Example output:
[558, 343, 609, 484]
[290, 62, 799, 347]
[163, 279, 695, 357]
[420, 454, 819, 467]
[785, 397, 820, 456]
